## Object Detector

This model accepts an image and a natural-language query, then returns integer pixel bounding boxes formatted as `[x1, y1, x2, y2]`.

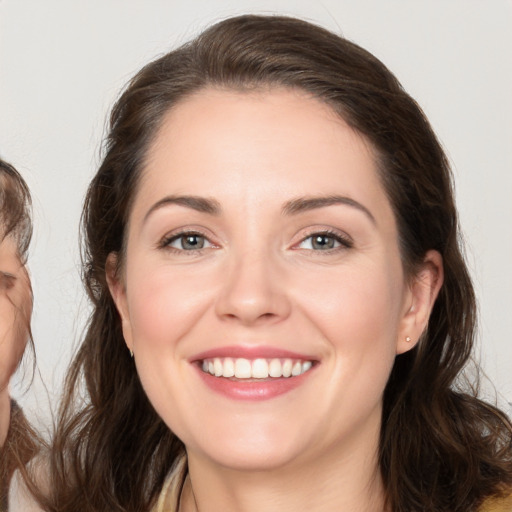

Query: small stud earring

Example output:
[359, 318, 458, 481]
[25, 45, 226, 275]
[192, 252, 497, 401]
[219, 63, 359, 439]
[129, 349, 134, 358]
[405, 336, 412, 343]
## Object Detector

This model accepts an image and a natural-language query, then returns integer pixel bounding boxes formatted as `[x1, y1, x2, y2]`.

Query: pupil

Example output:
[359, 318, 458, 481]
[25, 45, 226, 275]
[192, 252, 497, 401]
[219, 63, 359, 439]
[182, 235, 204, 249]
[313, 235, 334, 250]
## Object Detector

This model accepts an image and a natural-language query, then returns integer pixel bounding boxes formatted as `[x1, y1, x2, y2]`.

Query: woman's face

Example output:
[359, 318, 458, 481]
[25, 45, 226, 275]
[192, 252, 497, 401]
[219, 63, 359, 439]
[0, 235, 32, 392]
[110, 88, 441, 472]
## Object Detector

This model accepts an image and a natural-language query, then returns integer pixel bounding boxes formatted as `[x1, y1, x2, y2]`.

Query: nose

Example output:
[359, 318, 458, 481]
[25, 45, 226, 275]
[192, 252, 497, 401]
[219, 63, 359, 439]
[214, 248, 291, 326]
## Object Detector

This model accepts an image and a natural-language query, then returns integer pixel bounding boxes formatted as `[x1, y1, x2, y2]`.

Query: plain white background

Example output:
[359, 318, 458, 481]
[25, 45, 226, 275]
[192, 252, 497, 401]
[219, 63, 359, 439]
[1, 0, 511, 428]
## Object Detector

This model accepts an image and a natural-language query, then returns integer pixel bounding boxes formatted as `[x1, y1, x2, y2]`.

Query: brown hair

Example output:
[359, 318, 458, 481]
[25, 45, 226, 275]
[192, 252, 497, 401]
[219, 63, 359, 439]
[0, 159, 32, 261]
[0, 158, 38, 506]
[48, 15, 512, 511]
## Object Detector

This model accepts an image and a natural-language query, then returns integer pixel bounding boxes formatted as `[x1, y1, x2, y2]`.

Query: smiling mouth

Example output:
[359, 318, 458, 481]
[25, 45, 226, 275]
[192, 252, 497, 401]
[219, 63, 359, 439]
[200, 357, 314, 379]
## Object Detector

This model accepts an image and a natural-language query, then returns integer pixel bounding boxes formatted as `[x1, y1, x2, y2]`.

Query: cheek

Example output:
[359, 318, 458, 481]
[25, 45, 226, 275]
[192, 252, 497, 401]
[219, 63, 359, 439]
[125, 264, 212, 353]
[292, 258, 405, 400]
[294, 261, 404, 345]
[0, 315, 27, 388]
[289, 264, 403, 427]
[123, 263, 222, 443]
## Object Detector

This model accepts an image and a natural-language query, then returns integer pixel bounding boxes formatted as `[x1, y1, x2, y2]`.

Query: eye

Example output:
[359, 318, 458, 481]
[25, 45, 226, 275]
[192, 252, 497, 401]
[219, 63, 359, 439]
[0, 272, 16, 291]
[297, 232, 352, 251]
[161, 232, 213, 251]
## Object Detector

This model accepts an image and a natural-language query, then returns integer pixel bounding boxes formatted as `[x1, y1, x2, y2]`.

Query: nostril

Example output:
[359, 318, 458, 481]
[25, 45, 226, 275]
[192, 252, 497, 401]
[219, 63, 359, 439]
[221, 310, 277, 323]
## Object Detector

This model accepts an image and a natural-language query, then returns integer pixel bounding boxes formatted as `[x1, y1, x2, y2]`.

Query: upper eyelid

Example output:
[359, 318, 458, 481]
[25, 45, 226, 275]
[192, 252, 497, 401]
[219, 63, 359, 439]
[159, 228, 217, 249]
[159, 226, 213, 240]
[0, 271, 17, 281]
[165, 229, 208, 239]
[294, 227, 353, 245]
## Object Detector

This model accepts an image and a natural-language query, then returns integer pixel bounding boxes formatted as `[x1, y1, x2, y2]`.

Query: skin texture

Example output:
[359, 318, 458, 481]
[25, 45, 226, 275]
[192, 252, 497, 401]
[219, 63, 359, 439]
[109, 88, 443, 512]
[0, 235, 31, 447]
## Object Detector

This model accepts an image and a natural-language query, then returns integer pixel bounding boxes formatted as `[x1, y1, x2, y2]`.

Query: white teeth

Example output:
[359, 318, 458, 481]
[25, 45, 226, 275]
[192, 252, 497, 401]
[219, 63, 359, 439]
[223, 357, 235, 378]
[291, 361, 302, 376]
[235, 358, 252, 378]
[302, 361, 312, 373]
[213, 358, 223, 377]
[201, 357, 314, 379]
[269, 359, 282, 378]
[251, 359, 269, 378]
[282, 359, 292, 378]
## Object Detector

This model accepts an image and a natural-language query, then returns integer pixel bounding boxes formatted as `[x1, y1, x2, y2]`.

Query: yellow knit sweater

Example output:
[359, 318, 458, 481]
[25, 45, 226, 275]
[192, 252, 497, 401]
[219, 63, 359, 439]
[480, 493, 512, 512]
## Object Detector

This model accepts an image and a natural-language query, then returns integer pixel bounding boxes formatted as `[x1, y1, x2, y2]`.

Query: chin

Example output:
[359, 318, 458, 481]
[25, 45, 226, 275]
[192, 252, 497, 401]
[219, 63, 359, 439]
[181, 419, 311, 472]
[198, 442, 304, 472]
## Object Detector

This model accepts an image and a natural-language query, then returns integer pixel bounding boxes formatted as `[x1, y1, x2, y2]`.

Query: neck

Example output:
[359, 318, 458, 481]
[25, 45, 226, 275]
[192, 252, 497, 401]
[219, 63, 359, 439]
[0, 388, 11, 447]
[181, 420, 387, 512]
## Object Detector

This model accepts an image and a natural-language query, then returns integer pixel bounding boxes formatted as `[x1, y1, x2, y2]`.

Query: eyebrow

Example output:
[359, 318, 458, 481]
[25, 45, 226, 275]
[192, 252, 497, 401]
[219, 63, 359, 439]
[143, 194, 376, 224]
[282, 195, 376, 224]
[144, 195, 221, 223]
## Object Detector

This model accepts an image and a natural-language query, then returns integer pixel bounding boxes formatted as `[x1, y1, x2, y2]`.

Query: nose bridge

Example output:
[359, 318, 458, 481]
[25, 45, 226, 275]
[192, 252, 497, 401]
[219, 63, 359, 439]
[215, 242, 290, 325]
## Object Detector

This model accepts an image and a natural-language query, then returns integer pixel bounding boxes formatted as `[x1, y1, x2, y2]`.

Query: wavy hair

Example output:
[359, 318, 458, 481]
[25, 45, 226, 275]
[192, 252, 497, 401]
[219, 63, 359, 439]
[0, 159, 32, 260]
[47, 15, 512, 511]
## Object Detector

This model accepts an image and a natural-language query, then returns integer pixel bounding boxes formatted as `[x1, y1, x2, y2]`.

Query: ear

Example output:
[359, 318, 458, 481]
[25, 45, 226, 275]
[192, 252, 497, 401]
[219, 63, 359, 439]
[396, 250, 444, 355]
[106, 252, 133, 352]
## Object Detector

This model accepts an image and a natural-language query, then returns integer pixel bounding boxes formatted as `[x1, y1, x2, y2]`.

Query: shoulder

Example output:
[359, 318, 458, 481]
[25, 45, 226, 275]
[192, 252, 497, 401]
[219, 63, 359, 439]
[480, 491, 512, 512]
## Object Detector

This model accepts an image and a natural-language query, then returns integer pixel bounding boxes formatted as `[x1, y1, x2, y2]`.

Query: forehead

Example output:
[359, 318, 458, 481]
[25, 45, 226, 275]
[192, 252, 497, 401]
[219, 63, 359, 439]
[147, 87, 376, 168]
[133, 87, 392, 223]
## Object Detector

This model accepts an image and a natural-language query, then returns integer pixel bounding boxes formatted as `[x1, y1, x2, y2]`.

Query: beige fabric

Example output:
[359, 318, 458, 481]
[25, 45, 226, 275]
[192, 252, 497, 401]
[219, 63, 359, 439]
[152, 456, 187, 512]
[152, 462, 512, 512]
[480, 493, 512, 512]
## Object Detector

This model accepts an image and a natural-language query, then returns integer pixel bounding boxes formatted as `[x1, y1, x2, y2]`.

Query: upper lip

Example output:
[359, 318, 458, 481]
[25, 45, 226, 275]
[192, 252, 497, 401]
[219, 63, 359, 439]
[190, 345, 318, 362]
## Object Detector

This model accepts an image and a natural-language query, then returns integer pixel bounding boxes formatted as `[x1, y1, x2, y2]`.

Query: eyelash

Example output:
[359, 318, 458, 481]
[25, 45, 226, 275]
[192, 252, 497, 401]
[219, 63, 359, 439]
[295, 229, 353, 253]
[158, 229, 353, 255]
[158, 230, 213, 254]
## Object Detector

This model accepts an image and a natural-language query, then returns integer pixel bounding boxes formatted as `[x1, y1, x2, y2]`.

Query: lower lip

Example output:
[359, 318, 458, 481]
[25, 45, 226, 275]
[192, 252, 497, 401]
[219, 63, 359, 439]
[195, 366, 315, 401]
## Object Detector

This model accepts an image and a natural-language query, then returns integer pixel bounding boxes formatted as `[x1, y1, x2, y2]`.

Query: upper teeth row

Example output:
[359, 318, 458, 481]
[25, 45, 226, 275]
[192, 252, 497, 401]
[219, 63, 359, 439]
[201, 357, 313, 379]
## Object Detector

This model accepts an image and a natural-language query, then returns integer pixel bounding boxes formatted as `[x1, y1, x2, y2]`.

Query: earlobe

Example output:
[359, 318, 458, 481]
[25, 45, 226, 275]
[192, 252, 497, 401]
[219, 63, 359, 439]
[397, 250, 444, 355]
[106, 252, 133, 351]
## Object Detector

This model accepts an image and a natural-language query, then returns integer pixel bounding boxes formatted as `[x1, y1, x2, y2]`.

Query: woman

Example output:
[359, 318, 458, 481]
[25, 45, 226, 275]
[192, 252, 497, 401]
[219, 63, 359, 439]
[0, 158, 37, 510]
[46, 15, 512, 512]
